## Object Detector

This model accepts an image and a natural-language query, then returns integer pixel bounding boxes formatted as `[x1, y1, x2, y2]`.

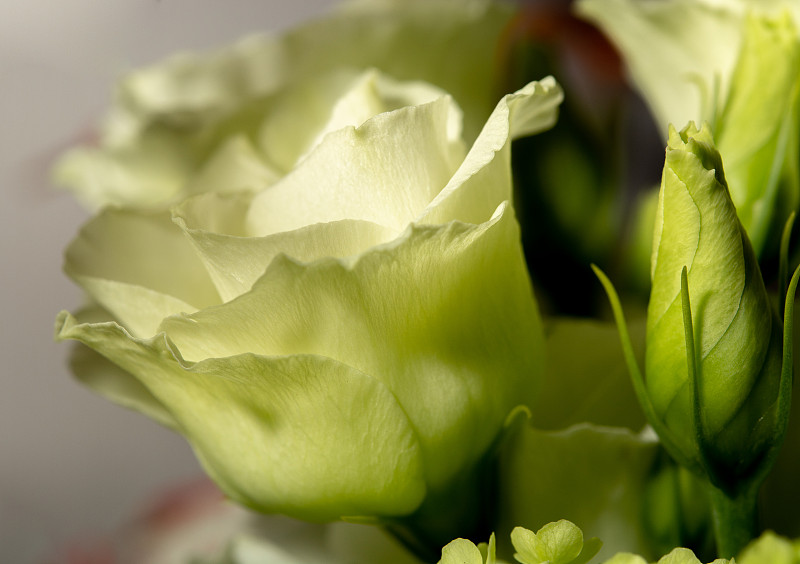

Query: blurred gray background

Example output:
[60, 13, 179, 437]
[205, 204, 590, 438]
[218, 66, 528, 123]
[0, 1, 337, 560]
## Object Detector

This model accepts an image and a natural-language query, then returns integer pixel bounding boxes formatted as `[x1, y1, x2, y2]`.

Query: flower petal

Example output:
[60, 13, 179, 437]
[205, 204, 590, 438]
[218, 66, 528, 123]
[245, 95, 464, 236]
[420, 78, 563, 225]
[161, 203, 543, 491]
[64, 209, 220, 336]
[56, 313, 426, 521]
[173, 193, 398, 302]
[66, 305, 178, 431]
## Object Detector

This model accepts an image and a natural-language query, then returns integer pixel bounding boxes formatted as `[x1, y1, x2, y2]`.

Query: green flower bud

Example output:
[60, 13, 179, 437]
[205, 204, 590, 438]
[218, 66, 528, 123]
[646, 122, 783, 492]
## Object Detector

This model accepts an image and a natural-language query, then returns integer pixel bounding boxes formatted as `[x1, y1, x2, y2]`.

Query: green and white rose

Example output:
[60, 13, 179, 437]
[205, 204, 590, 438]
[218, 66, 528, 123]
[54, 0, 564, 544]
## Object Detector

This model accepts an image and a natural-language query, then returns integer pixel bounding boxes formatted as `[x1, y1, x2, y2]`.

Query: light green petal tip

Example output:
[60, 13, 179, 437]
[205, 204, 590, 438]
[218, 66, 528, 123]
[737, 531, 798, 564]
[421, 77, 563, 226]
[483, 533, 498, 564]
[601, 554, 648, 564]
[439, 539, 485, 564]
[656, 547, 703, 564]
[61, 306, 179, 431]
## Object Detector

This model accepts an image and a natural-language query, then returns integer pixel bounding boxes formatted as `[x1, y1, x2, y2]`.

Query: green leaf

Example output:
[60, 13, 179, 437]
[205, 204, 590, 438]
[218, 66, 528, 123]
[761, 297, 800, 535]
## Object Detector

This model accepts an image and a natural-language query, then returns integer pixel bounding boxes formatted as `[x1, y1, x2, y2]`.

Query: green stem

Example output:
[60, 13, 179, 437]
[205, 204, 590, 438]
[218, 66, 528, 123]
[706, 482, 759, 559]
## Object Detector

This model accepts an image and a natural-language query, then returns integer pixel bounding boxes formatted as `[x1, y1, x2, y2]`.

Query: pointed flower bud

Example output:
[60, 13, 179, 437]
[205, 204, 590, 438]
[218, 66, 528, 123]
[646, 122, 783, 492]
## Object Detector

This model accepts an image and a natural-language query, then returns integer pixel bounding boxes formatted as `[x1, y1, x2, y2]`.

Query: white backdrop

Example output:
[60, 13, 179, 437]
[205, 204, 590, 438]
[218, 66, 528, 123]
[0, 1, 338, 560]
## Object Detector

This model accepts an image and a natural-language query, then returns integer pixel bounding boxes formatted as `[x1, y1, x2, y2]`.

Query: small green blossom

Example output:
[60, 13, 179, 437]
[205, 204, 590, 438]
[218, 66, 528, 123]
[438, 534, 498, 564]
[510, 521, 602, 564]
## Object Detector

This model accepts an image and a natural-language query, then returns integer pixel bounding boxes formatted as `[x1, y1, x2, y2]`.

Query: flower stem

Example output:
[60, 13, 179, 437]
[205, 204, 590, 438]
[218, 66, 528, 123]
[706, 482, 759, 559]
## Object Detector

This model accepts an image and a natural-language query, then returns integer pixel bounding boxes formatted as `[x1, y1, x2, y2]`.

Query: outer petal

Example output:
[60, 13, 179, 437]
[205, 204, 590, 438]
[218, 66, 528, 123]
[55, 313, 425, 522]
[64, 209, 220, 337]
[420, 78, 563, 225]
[160, 202, 543, 492]
[67, 306, 178, 431]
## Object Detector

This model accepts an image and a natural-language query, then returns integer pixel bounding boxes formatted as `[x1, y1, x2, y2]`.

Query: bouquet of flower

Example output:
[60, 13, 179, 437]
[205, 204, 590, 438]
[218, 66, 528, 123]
[53, 0, 800, 562]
